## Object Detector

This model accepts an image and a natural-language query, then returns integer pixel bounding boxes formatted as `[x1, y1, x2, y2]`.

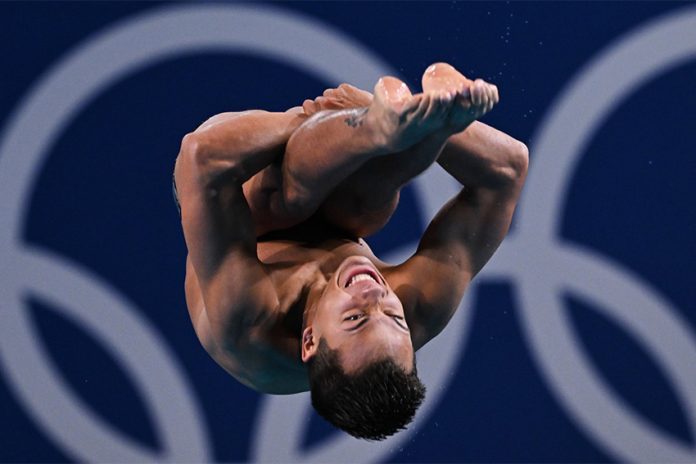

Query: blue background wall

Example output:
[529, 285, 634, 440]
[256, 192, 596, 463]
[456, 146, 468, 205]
[1, 1, 695, 462]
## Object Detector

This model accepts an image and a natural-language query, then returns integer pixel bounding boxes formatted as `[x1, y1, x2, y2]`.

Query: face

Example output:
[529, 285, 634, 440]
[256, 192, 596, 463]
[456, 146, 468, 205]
[302, 256, 414, 374]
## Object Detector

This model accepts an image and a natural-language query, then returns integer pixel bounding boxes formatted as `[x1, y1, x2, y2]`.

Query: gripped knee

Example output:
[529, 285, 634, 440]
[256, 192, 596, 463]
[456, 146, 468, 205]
[511, 140, 529, 178]
[282, 187, 317, 221]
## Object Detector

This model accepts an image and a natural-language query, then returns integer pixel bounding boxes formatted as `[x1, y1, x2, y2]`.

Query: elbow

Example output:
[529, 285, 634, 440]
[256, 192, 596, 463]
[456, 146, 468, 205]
[179, 132, 241, 187]
[511, 140, 529, 179]
[499, 140, 529, 187]
[178, 132, 208, 172]
[282, 182, 315, 220]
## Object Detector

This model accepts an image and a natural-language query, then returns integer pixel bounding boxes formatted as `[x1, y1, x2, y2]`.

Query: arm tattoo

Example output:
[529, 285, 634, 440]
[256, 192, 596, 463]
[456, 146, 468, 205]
[343, 108, 368, 128]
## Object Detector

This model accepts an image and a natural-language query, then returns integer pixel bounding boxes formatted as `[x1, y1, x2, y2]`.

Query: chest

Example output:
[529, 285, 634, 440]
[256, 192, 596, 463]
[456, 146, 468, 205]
[256, 238, 380, 328]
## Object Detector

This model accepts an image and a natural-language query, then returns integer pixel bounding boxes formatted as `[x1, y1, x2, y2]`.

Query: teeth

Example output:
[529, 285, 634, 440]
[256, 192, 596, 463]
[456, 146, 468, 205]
[347, 273, 377, 287]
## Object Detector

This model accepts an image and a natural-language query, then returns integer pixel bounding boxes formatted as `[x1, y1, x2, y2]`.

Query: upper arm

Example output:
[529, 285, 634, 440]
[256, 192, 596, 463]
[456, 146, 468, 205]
[392, 177, 526, 350]
[183, 256, 308, 394]
[174, 127, 280, 346]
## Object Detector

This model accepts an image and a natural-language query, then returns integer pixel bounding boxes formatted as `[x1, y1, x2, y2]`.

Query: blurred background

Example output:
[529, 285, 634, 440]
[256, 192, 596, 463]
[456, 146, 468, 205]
[1, 1, 695, 462]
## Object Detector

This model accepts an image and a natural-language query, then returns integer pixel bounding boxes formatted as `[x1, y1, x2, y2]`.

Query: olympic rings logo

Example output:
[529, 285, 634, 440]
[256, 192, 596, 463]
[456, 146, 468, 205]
[0, 4, 695, 462]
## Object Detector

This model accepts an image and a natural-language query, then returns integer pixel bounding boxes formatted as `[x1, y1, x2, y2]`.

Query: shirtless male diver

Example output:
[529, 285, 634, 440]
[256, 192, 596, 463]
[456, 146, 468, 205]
[174, 63, 528, 440]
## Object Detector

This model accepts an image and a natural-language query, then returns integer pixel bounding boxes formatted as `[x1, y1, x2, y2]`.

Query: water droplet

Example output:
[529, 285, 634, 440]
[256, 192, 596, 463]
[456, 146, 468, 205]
[539, 41, 544, 46]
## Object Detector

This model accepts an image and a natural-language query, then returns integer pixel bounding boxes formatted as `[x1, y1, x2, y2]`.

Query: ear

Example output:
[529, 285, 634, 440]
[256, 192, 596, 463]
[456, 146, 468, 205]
[301, 326, 317, 363]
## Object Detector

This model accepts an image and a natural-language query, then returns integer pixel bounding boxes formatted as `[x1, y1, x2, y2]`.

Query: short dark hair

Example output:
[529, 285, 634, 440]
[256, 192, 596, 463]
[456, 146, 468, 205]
[307, 338, 426, 441]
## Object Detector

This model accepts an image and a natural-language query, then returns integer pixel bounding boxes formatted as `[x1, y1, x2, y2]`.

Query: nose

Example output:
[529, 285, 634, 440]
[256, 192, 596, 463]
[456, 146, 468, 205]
[359, 283, 386, 302]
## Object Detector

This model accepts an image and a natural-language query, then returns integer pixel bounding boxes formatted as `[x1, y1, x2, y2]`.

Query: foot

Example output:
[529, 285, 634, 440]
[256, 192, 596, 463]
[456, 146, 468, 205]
[367, 76, 456, 153]
[422, 62, 499, 131]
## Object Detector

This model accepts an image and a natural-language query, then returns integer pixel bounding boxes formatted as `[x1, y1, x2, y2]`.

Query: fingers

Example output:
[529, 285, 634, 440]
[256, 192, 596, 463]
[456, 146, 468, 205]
[410, 90, 456, 123]
[317, 83, 374, 112]
[314, 96, 339, 110]
[338, 82, 373, 98]
[302, 98, 318, 116]
[491, 83, 499, 105]
[483, 81, 499, 113]
[422, 92, 440, 120]
[465, 79, 499, 116]
[406, 93, 429, 116]
[430, 91, 456, 120]
[471, 79, 485, 107]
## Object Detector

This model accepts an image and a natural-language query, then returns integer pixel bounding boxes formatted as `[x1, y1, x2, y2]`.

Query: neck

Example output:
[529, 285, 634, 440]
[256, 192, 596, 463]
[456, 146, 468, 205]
[258, 212, 360, 244]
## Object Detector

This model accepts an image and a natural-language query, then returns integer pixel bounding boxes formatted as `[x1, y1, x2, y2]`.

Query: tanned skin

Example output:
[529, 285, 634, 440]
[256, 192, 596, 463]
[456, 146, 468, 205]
[174, 63, 528, 394]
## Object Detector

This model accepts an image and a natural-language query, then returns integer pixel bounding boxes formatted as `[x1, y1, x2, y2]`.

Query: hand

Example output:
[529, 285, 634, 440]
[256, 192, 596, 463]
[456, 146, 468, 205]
[448, 78, 499, 130]
[302, 83, 374, 116]
[421, 63, 499, 130]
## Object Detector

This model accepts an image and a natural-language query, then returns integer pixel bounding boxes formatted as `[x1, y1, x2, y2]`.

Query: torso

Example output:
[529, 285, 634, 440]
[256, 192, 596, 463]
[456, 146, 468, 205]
[198, 215, 395, 395]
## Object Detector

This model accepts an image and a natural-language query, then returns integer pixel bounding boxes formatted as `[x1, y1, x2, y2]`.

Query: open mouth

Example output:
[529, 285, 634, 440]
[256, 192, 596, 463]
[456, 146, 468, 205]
[345, 271, 379, 288]
[342, 264, 383, 289]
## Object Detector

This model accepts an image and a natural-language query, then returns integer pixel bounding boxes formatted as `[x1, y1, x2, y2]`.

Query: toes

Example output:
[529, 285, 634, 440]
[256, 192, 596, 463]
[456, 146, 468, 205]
[374, 76, 413, 110]
[422, 62, 468, 93]
[375, 76, 411, 98]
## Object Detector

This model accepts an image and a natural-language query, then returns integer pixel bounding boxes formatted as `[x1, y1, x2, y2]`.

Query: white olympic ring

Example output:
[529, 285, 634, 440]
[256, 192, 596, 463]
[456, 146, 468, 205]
[485, 5, 696, 462]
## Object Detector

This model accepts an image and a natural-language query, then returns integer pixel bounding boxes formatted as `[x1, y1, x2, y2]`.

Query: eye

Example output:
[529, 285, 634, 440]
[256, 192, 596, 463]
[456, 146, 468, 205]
[391, 315, 408, 329]
[344, 313, 364, 322]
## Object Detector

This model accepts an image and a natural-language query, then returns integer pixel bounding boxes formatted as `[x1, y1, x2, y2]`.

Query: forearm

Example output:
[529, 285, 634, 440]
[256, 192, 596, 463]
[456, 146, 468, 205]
[438, 121, 529, 189]
[174, 111, 304, 274]
[282, 108, 387, 213]
[182, 110, 305, 188]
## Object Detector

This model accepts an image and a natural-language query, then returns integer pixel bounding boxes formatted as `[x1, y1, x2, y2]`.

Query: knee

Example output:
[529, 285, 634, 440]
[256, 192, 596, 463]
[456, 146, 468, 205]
[282, 187, 317, 222]
[321, 191, 399, 238]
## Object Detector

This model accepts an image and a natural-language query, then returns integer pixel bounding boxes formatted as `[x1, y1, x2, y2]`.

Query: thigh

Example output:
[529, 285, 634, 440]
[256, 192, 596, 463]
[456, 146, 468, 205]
[320, 135, 444, 237]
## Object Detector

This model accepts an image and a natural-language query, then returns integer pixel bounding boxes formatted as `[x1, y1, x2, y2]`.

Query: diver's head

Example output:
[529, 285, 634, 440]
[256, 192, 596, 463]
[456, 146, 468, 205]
[301, 256, 426, 440]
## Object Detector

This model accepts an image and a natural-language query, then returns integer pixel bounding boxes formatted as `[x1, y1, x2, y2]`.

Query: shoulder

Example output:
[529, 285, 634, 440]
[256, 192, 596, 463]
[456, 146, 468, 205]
[229, 330, 310, 395]
[196, 303, 310, 394]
